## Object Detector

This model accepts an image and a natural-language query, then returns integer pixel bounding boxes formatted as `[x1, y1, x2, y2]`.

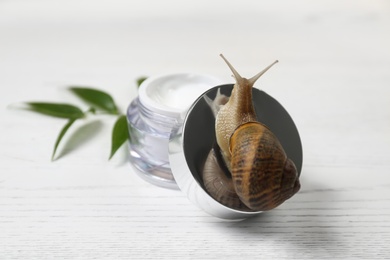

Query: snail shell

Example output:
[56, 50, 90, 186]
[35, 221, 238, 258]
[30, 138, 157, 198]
[201, 54, 300, 211]
[203, 143, 252, 211]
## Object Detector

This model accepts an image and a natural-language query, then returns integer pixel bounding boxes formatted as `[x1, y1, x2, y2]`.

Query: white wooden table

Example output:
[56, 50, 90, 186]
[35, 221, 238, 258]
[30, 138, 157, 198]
[1, 1, 389, 259]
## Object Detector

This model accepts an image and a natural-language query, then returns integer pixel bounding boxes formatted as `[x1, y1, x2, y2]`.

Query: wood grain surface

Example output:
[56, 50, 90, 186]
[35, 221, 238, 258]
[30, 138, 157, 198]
[1, 1, 389, 259]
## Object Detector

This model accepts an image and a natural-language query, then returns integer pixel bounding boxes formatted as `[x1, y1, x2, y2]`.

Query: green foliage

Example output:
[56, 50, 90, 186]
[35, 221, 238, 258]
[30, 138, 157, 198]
[69, 87, 119, 114]
[109, 115, 129, 160]
[18, 77, 147, 161]
[52, 118, 77, 160]
[136, 77, 147, 88]
[25, 102, 84, 119]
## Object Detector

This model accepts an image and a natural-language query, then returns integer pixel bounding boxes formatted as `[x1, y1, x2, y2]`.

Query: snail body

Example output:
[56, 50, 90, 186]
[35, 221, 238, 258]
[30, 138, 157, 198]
[202, 54, 300, 211]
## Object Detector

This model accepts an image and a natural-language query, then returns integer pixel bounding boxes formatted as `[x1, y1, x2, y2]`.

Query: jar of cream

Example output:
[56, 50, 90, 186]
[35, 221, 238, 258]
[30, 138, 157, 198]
[126, 73, 223, 189]
[126, 73, 302, 219]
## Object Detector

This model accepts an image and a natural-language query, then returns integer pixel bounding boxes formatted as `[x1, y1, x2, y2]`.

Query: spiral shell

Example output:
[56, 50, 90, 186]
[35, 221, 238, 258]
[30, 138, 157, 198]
[230, 122, 300, 210]
[201, 54, 301, 211]
[202, 143, 252, 211]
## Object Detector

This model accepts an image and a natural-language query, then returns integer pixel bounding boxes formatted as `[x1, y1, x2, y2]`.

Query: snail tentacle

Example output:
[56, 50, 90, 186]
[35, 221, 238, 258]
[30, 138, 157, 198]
[248, 60, 279, 86]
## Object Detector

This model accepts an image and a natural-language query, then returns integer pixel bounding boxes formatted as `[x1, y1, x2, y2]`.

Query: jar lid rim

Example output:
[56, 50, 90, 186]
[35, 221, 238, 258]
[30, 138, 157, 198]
[138, 73, 223, 119]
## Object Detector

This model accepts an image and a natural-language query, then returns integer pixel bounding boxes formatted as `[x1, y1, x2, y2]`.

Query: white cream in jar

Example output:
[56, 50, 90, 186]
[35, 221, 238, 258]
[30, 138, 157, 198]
[126, 73, 222, 189]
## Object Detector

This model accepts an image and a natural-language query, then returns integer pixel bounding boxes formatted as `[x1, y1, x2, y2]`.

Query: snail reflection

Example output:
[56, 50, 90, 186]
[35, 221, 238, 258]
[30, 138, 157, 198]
[201, 54, 301, 211]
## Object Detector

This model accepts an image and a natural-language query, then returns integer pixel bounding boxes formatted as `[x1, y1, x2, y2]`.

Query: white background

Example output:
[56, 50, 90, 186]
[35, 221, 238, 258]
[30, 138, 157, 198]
[1, 0, 390, 259]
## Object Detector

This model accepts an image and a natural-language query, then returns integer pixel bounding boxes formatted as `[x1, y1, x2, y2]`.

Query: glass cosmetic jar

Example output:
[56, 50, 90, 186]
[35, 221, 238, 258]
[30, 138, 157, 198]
[127, 74, 302, 219]
[126, 73, 222, 189]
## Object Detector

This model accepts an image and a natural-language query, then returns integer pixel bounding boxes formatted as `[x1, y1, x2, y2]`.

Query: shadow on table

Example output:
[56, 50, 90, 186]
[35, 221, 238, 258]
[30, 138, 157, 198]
[215, 170, 348, 257]
[55, 120, 103, 160]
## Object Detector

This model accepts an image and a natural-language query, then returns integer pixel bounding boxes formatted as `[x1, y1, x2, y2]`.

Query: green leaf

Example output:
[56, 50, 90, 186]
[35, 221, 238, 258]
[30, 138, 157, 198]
[136, 77, 147, 87]
[25, 102, 85, 119]
[109, 115, 129, 160]
[52, 118, 77, 160]
[69, 87, 119, 114]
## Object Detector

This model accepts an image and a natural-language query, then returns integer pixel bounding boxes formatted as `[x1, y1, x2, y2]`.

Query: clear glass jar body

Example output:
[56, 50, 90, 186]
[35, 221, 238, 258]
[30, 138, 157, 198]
[126, 73, 222, 189]
[127, 98, 182, 189]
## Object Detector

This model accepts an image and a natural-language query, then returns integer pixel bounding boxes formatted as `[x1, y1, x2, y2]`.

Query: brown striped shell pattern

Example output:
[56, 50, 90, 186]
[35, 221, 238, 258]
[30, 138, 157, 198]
[201, 54, 301, 211]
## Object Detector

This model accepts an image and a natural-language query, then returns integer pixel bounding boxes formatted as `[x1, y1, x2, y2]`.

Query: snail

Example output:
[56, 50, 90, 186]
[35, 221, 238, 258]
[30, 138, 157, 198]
[201, 54, 301, 211]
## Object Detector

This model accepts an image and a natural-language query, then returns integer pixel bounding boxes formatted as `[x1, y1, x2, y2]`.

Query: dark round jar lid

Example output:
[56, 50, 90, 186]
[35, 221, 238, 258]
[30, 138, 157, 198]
[169, 84, 302, 219]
